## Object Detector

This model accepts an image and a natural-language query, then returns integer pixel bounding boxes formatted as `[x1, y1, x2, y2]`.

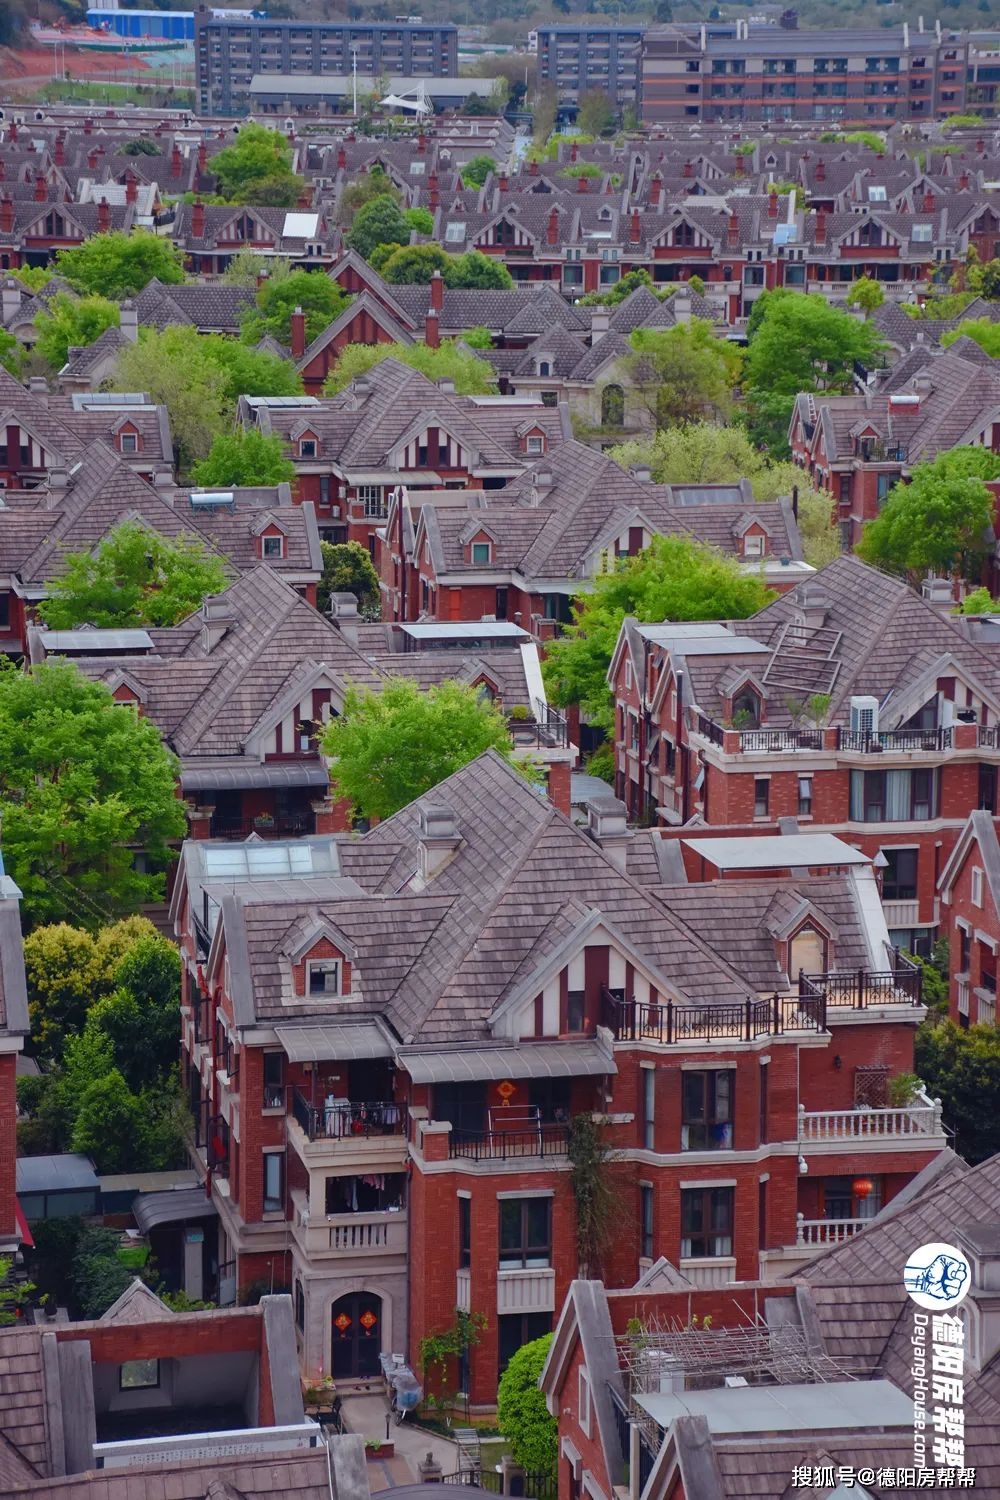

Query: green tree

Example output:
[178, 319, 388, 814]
[317, 541, 381, 617]
[743, 292, 885, 454]
[462, 154, 496, 188]
[337, 166, 400, 226]
[624, 319, 740, 429]
[210, 123, 301, 206]
[0, 662, 186, 928]
[71, 1069, 151, 1172]
[323, 678, 520, 822]
[40, 520, 227, 630]
[6, 265, 51, 293]
[847, 275, 886, 314]
[72, 1226, 133, 1319]
[543, 536, 774, 728]
[0, 330, 24, 378]
[33, 293, 120, 370]
[207, 338, 303, 401]
[531, 83, 558, 144]
[56, 231, 185, 299]
[915, 1019, 1000, 1165]
[379, 243, 452, 284]
[323, 341, 495, 397]
[579, 268, 662, 308]
[346, 193, 411, 261]
[242, 269, 349, 347]
[223, 248, 291, 287]
[958, 586, 1000, 614]
[445, 251, 513, 290]
[404, 206, 434, 235]
[576, 88, 615, 136]
[857, 447, 1000, 580]
[497, 1335, 557, 1478]
[942, 318, 1000, 357]
[192, 429, 295, 488]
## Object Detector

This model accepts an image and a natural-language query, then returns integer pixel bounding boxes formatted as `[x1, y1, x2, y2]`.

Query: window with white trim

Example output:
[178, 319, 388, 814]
[526, 435, 544, 454]
[299, 437, 317, 457]
[972, 867, 984, 908]
[262, 534, 284, 559]
[357, 484, 386, 519]
[119, 431, 138, 454]
[744, 532, 764, 557]
[471, 541, 491, 565]
[578, 1368, 592, 1437]
[307, 958, 343, 996]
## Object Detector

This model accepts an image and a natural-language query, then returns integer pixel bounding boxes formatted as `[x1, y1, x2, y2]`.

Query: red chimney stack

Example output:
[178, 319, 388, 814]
[83, 117, 93, 136]
[54, 134, 65, 166]
[768, 189, 778, 219]
[727, 211, 739, 249]
[816, 158, 826, 183]
[650, 173, 662, 207]
[497, 172, 507, 192]
[578, 175, 588, 194]
[97, 196, 110, 231]
[430, 269, 444, 311]
[959, 170, 970, 190]
[125, 173, 137, 205]
[290, 305, 306, 359]
[197, 142, 207, 176]
[0, 197, 13, 235]
[337, 144, 347, 170]
[815, 209, 827, 245]
[417, 132, 427, 154]
[683, 160, 693, 179]
[923, 190, 935, 212]
[546, 206, 559, 246]
[425, 308, 440, 349]
[529, 158, 539, 177]
[8, 122, 16, 143]
[171, 142, 182, 177]
[570, 141, 578, 163]
[191, 199, 205, 238]
[429, 171, 440, 208]
[630, 207, 641, 243]
[87, 149, 99, 172]
[35, 173, 47, 204]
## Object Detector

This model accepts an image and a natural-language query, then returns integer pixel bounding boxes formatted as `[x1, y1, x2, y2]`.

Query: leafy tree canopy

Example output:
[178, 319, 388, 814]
[743, 291, 885, 454]
[942, 317, 1000, 357]
[346, 193, 411, 261]
[576, 88, 616, 136]
[317, 541, 381, 618]
[39, 520, 228, 630]
[377, 243, 451, 283]
[322, 340, 496, 397]
[55, 230, 185, 299]
[6, 264, 51, 293]
[857, 447, 1000, 579]
[497, 1335, 558, 1477]
[543, 535, 775, 728]
[957, 586, 1000, 614]
[323, 678, 520, 822]
[404, 206, 434, 235]
[210, 123, 301, 206]
[0, 330, 24, 378]
[624, 319, 741, 429]
[192, 428, 296, 488]
[462, 155, 496, 188]
[337, 166, 399, 226]
[578, 268, 672, 307]
[445, 250, 513, 290]
[0, 661, 186, 927]
[33, 293, 120, 370]
[916, 1019, 1000, 1164]
[223, 248, 291, 288]
[846, 275, 885, 313]
[23, 918, 160, 1063]
[242, 269, 350, 347]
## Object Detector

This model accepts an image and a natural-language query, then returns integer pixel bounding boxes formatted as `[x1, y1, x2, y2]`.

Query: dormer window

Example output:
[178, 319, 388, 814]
[537, 361, 551, 378]
[526, 434, 544, 455]
[299, 437, 317, 458]
[120, 431, 139, 455]
[471, 541, 491, 565]
[262, 534, 284, 559]
[732, 686, 761, 729]
[308, 958, 343, 997]
[744, 532, 765, 558]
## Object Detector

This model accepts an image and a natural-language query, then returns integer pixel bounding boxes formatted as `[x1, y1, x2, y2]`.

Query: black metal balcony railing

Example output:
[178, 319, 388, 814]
[509, 700, 571, 751]
[979, 725, 1000, 749]
[836, 727, 952, 752]
[292, 1090, 406, 1143]
[601, 985, 826, 1045]
[799, 951, 922, 1008]
[448, 1125, 571, 1161]
[852, 436, 906, 461]
[697, 712, 725, 747]
[739, 728, 824, 752]
[210, 814, 313, 840]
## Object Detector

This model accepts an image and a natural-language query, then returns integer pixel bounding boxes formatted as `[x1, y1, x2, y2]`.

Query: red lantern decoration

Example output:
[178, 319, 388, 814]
[852, 1178, 874, 1200]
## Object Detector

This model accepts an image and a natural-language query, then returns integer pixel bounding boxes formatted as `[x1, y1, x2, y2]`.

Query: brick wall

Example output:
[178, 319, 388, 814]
[0, 1054, 15, 1239]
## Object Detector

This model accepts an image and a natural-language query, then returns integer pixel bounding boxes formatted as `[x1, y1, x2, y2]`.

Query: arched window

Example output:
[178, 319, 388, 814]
[790, 924, 827, 979]
[537, 360, 551, 377]
[731, 686, 760, 728]
[601, 384, 625, 427]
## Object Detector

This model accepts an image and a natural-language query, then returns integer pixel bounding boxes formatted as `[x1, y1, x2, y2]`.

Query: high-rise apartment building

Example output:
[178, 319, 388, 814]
[194, 6, 459, 115]
[535, 24, 645, 111]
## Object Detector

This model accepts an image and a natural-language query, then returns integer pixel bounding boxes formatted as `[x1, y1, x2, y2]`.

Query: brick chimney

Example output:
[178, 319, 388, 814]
[768, 189, 778, 218]
[430, 269, 444, 311]
[630, 207, 641, 243]
[0, 161, 5, 183]
[8, 122, 16, 143]
[98, 197, 110, 232]
[429, 171, 440, 208]
[336, 143, 347, 170]
[578, 175, 588, 194]
[0, 198, 12, 235]
[125, 172, 137, 204]
[425, 308, 440, 349]
[816, 158, 826, 182]
[529, 158, 539, 177]
[171, 142, 182, 177]
[683, 160, 693, 179]
[650, 173, 662, 207]
[290, 305, 306, 359]
[83, 116, 93, 136]
[547, 206, 559, 246]
[197, 142, 207, 176]
[497, 171, 507, 191]
[417, 131, 427, 153]
[960, 170, 971, 190]
[922, 190, 935, 212]
[54, 134, 65, 166]
[977, 137, 986, 153]
[815, 209, 827, 245]
[727, 211, 739, 248]
[191, 199, 205, 238]
[735, 155, 745, 177]
[87, 148, 99, 172]
[35, 173, 47, 204]
[570, 140, 578, 162]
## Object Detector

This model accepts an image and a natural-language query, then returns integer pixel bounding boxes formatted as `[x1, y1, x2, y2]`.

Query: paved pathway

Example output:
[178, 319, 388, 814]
[339, 1391, 459, 1490]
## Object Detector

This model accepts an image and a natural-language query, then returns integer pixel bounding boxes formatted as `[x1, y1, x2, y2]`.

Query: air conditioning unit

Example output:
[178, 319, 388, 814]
[850, 695, 879, 734]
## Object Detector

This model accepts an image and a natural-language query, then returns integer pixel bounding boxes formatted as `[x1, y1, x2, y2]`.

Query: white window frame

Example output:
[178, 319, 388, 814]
[471, 540, 492, 565]
[972, 866, 984, 908]
[299, 438, 317, 458]
[743, 532, 765, 557]
[578, 1368, 592, 1438]
[119, 431, 138, 454]
[526, 435, 544, 455]
[307, 958, 342, 997]
[262, 534, 284, 559]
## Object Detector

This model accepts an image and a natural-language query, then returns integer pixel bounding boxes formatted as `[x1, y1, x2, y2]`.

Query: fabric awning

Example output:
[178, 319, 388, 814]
[398, 1039, 616, 1085]
[133, 1189, 218, 1235]
[179, 761, 330, 792]
[275, 1022, 395, 1064]
[14, 1201, 34, 1249]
